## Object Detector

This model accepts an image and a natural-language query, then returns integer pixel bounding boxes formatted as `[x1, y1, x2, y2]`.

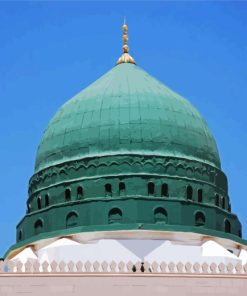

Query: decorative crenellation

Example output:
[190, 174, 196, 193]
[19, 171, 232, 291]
[26, 155, 229, 216]
[28, 155, 227, 196]
[1, 260, 247, 274]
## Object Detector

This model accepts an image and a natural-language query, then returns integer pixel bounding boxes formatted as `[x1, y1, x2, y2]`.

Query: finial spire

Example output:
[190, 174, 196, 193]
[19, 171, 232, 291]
[116, 19, 136, 65]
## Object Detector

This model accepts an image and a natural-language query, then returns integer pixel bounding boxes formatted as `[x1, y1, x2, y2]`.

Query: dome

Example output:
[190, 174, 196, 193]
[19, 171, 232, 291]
[35, 63, 220, 172]
[13, 60, 242, 248]
[6, 24, 245, 260]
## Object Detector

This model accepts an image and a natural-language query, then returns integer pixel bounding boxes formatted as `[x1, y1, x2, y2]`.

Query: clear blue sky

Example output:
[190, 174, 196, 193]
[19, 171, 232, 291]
[0, 1, 246, 257]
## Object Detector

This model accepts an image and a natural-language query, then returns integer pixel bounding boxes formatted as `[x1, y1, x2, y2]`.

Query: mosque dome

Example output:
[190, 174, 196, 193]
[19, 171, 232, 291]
[6, 22, 246, 260]
[35, 62, 220, 173]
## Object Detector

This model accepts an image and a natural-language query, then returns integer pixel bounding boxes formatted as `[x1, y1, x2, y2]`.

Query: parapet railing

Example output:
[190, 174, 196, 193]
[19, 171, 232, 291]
[1, 260, 247, 274]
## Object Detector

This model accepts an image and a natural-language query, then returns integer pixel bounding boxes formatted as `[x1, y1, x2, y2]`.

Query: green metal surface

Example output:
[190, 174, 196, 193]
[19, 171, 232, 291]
[9, 62, 245, 255]
[6, 222, 247, 259]
[35, 63, 220, 172]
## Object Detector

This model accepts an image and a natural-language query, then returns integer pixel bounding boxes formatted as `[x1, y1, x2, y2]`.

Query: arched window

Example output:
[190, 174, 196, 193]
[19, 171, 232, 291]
[18, 230, 23, 241]
[34, 219, 43, 235]
[65, 189, 71, 201]
[108, 208, 122, 224]
[154, 207, 168, 223]
[27, 203, 31, 213]
[77, 186, 83, 199]
[161, 183, 168, 197]
[148, 182, 155, 196]
[225, 219, 231, 233]
[222, 197, 225, 209]
[198, 189, 203, 203]
[45, 194, 49, 207]
[195, 211, 205, 226]
[187, 186, 193, 200]
[119, 182, 125, 195]
[37, 196, 42, 210]
[66, 211, 79, 228]
[105, 184, 112, 197]
[215, 194, 220, 207]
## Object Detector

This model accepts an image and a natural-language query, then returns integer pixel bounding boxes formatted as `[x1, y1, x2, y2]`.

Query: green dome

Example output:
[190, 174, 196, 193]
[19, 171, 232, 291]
[35, 63, 220, 172]
[9, 60, 244, 257]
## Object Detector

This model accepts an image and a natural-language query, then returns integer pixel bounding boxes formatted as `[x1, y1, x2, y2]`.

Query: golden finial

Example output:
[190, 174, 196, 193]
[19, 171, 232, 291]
[116, 19, 136, 65]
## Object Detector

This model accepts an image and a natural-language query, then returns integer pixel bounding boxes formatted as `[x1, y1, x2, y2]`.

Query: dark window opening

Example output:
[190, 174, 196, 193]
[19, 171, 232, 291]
[215, 194, 220, 207]
[108, 208, 122, 224]
[195, 212, 205, 227]
[228, 203, 231, 212]
[27, 203, 31, 213]
[154, 207, 168, 223]
[140, 263, 145, 272]
[187, 186, 193, 200]
[77, 186, 83, 199]
[198, 189, 203, 203]
[66, 211, 79, 228]
[161, 183, 168, 197]
[225, 219, 231, 233]
[148, 182, 155, 196]
[45, 194, 49, 207]
[119, 182, 125, 195]
[222, 197, 225, 209]
[34, 219, 43, 235]
[37, 197, 41, 210]
[18, 230, 23, 241]
[65, 189, 71, 201]
[239, 229, 242, 238]
[105, 184, 112, 197]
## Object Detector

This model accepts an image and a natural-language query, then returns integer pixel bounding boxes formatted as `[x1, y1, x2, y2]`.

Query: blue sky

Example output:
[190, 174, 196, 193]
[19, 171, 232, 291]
[0, 1, 246, 256]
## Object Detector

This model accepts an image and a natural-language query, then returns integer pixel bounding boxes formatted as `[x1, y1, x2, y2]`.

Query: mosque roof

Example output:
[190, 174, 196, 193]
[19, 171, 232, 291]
[6, 21, 245, 260]
[35, 62, 220, 173]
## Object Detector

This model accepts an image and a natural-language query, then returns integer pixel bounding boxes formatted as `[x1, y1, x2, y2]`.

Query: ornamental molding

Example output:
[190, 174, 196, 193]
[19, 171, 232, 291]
[1, 259, 247, 275]
[29, 155, 225, 194]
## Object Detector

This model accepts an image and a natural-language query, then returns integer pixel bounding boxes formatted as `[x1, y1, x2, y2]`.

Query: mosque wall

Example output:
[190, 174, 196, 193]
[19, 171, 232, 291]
[0, 273, 247, 295]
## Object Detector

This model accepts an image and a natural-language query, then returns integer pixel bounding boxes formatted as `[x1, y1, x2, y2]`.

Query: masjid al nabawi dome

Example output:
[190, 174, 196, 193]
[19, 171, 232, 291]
[5, 22, 247, 265]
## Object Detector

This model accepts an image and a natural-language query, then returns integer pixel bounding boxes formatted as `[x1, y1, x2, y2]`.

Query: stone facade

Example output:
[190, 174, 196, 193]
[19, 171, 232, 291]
[1, 274, 247, 296]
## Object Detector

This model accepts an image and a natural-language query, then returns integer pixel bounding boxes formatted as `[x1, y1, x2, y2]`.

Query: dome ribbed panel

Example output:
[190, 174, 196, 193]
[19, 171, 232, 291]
[35, 63, 220, 172]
